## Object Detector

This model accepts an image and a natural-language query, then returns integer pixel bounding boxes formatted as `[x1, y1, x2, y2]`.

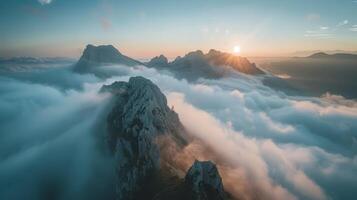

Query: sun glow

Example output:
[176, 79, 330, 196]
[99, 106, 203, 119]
[233, 45, 241, 54]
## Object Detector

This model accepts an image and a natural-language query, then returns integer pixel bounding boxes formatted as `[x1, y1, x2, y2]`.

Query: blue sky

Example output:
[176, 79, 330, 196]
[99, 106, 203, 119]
[0, 0, 357, 58]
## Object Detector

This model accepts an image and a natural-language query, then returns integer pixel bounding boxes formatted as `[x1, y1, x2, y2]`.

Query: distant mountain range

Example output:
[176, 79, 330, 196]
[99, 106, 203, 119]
[73, 44, 264, 80]
[291, 50, 357, 57]
[306, 52, 357, 59]
[0, 57, 76, 73]
[0, 57, 76, 64]
[146, 49, 264, 80]
[260, 51, 357, 99]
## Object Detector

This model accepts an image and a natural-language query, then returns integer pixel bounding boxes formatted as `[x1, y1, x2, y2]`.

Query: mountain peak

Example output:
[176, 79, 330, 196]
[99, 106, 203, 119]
[101, 77, 232, 200]
[101, 76, 187, 199]
[73, 44, 141, 75]
[308, 52, 329, 58]
[146, 54, 168, 68]
[79, 44, 124, 63]
[207, 49, 221, 56]
[185, 50, 205, 58]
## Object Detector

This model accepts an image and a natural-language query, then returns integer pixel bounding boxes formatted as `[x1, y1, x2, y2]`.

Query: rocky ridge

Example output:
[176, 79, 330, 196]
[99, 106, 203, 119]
[101, 76, 186, 199]
[73, 44, 263, 80]
[146, 55, 169, 68]
[101, 76, 229, 200]
[147, 49, 264, 80]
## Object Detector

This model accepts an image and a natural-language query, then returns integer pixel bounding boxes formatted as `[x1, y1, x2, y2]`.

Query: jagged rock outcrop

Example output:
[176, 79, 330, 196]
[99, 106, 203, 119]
[101, 77, 230, 200]
[147, 49, 264, 80]
[147, 55, 169, 68]
[101, 76, 187, 200]
[73, 44, 142, 75]
[185, 160, 227, 200]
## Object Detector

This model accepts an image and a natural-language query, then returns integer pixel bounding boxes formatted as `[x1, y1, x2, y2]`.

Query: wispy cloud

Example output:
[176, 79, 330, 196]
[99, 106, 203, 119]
[337, 20, 349, 27]
[304, 33, 333, 38]
[38, 0, 52, 5]
[320, 26, 329, 30]
[304, 30, 333, 39]
[350, 25, 357, 32]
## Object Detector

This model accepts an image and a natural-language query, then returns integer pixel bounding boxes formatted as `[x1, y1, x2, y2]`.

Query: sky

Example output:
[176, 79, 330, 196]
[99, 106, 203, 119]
[0, 0, 357, 58]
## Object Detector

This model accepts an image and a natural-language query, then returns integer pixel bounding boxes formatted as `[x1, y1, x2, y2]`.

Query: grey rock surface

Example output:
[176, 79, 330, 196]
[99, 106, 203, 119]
[185, 160, 227, 200]
[101, 76, 186, 200]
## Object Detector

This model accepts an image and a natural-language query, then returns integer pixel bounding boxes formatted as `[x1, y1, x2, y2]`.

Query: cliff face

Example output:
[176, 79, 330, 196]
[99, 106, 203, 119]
[101, 76, 187, 199]
[101, 77, 229, 200]
[185, 160, 227, 200]
[73, 44, 142, 75]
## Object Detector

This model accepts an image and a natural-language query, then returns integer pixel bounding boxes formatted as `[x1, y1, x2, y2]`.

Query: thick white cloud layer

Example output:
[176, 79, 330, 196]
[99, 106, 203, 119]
[0, 63, 356, 200]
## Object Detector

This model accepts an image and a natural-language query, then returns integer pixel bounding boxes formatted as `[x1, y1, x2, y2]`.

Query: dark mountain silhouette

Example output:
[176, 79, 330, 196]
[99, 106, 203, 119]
[307, 52, 330, 58]
[291, 50, 357, 57]
[73, 44, 263, 80]
[73, 44, 142, 75]
[146, 55, 169, 68]
[147, 49, 264, 80]
[307, 52, 357, 59]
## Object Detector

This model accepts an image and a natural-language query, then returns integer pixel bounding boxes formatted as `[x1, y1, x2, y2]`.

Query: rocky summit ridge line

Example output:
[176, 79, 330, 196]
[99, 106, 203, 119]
[74, 44, 263, 80]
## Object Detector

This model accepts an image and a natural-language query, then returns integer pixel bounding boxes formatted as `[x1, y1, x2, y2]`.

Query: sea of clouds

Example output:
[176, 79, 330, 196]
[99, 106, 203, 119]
[0, 62, 356, 200]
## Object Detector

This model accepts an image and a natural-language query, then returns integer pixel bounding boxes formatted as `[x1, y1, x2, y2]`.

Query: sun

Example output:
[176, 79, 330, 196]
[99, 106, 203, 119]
[233, 45, 241, 54]
[234, 46, 241, 52]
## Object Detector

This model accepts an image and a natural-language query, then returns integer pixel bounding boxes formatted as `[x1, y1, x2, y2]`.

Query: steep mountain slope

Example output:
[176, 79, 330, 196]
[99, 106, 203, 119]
[100, 76, 228, 200]
[73, 44, 142, 75]
[101, 76, 186, 199]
